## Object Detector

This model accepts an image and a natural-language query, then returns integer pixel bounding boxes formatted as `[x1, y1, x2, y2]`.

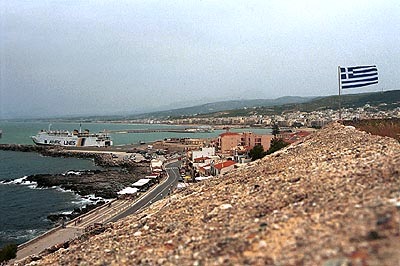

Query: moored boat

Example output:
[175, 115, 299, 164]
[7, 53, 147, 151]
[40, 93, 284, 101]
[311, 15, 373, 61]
[31, 126, 112, 147]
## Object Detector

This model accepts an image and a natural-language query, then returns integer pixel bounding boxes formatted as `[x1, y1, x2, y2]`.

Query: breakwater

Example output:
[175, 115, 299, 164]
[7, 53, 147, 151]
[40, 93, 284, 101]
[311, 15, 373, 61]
[0, 144, 132, 167]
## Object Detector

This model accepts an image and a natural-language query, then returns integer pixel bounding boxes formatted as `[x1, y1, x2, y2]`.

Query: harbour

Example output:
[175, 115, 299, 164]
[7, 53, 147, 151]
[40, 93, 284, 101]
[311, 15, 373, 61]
[0, 120, 272, 260]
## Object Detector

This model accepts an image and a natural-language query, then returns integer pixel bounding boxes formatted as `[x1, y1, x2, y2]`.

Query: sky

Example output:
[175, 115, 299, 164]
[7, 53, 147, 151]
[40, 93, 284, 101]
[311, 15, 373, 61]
[1, 0, 399, 119]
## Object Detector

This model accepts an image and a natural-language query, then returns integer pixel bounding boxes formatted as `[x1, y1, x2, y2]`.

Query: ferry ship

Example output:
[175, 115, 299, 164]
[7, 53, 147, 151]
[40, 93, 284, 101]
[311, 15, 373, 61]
[31, 126, 113, 147]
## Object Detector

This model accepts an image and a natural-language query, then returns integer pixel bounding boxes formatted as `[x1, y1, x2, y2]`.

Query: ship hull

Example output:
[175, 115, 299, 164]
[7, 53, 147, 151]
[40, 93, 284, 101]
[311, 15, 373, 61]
[31, 130, 113, 147]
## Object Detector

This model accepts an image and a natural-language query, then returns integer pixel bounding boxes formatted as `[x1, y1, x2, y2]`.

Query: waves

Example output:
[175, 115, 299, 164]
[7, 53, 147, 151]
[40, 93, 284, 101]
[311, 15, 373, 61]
[1, 175, 109, 205]
[0, 150, 107, 248]
[0, 176, 39, 189]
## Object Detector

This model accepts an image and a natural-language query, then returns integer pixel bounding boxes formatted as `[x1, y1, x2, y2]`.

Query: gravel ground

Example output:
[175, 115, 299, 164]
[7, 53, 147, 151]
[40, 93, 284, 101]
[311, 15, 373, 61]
[21, 122, 400, 266]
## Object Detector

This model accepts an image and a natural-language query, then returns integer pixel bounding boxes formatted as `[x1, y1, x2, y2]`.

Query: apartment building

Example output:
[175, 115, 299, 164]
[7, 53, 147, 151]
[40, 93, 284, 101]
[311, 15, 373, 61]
[217, 131, 273, 154]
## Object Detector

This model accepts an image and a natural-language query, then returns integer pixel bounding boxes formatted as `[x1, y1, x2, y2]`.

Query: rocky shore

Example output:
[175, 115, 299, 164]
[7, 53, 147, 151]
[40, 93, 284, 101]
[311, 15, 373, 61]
[0, 144, 152, 189]
[25, 167, 149, 199]
[1, 144, 150, 225]
[26, 122, 400, 266]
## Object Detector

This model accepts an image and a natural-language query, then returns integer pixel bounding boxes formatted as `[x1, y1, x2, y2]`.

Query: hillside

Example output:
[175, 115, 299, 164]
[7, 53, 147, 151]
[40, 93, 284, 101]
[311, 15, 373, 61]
[128, 96, 313, 119]
[24, 90, 398, 122]
[195, 90, 400, 118]
[20, 123, 400, 265]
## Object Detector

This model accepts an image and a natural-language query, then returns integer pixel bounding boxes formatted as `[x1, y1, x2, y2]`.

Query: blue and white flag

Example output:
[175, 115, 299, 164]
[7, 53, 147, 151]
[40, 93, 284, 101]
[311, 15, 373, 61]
[339, 65, 378, 89]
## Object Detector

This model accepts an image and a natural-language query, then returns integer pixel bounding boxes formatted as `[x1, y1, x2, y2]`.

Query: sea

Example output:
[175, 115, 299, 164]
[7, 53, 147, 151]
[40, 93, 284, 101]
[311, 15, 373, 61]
[0, 121, 271, 248]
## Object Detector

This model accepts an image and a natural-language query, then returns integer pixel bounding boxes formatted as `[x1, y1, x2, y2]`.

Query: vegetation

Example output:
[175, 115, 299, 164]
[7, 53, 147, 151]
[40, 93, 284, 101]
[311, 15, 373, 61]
[266, 138, 289, 155]
[272, 122, 280, 137]
[249, 145, 266, 161]
[0, 243, 17, 263]
[249, 122, 288, 160]
[188, 90, 400, 119]
[249, 134, 290, 160]
[129, 96, 313, 119]
[31, 90, 399, 121]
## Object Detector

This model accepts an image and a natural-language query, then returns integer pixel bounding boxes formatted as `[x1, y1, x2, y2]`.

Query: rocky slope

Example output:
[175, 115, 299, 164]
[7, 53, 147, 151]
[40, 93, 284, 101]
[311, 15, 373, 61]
[24, 122, 400, 265]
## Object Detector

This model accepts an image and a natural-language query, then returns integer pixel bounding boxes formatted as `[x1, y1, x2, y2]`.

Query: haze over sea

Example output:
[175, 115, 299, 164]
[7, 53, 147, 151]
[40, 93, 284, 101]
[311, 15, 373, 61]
[0, 121, 270, 247]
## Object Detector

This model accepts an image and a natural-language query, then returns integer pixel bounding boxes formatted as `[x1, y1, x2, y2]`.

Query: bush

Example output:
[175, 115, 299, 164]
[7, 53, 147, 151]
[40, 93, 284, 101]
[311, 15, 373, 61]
[272, 122, 280, 137]
[249, 145, 266, 161]
[266, 138, 289, 155]
[0, 243, 18, 263]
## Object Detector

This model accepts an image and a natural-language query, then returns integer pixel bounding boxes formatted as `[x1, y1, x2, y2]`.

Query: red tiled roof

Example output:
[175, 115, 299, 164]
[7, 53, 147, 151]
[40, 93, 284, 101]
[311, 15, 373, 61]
[284, 131, 312, 143]
[194, 156, 211, 162]
[213, 160, 236, 170]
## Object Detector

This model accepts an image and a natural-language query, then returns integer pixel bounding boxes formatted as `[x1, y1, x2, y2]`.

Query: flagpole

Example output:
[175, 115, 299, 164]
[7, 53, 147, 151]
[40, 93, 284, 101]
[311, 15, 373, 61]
[338, 66, 342, 120]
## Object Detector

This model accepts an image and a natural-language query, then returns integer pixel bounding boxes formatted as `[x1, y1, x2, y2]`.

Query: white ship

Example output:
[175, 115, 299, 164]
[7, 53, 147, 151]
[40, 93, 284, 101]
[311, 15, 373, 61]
[31, 126, 113, 147]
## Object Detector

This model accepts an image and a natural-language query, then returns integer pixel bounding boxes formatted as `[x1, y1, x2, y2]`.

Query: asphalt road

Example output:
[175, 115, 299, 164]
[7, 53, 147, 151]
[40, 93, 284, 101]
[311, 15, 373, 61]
[14, 160, 181, 263]
[109, 160, 181, 222]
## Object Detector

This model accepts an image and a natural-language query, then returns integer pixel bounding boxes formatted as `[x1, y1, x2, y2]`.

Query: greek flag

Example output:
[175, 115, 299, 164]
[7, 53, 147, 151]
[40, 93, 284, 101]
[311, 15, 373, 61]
[340, 65, 378, 89]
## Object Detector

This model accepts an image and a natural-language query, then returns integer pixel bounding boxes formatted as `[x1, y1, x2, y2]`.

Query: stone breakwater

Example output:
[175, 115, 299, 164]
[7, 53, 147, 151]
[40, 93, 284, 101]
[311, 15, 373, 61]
[24, 122, 400, 266]
[0, 144, 129, 167]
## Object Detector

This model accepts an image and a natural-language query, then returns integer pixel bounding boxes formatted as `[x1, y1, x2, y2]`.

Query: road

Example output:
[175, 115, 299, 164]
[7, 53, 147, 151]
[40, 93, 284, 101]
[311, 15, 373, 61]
[110, 160, 181, 221]
[14, 160, 181, 262]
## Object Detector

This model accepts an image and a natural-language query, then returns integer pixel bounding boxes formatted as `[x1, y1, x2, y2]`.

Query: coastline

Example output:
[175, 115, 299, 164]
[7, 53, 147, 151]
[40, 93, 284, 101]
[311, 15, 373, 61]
[0, 144, 151, 246]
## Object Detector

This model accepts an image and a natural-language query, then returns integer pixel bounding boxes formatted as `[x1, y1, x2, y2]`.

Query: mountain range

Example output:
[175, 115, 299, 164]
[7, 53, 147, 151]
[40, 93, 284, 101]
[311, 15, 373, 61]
[128, 90, 399, 119]
[17, 90, 398, 122]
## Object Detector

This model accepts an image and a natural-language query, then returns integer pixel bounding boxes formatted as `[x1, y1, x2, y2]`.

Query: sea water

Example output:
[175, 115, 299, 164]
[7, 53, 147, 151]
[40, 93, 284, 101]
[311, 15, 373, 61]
[0, 150, 102, 248]
[0, 121, 271, 248]
[0, 121, 271, 146]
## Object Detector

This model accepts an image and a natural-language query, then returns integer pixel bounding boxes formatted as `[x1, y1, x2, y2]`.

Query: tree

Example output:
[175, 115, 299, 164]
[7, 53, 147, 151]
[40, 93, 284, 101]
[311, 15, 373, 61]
[272, 122, 280, 137]
[0, 243, 17, 263]
[266, 138, 289, 155]
[249, 145, 266, 161]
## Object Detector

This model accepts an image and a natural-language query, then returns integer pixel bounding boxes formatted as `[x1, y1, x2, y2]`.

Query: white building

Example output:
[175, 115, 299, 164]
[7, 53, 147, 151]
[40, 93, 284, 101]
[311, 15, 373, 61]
[191, 147, 215, 161]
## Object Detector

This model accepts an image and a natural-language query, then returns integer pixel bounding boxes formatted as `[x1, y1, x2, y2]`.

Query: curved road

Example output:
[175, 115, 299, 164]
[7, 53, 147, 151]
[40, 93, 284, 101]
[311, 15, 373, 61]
[110, 160, 181, 222]
[14, 160, 181, 262]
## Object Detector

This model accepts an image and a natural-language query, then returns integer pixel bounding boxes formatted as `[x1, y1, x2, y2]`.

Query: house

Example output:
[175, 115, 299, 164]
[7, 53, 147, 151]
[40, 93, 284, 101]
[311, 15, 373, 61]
[150, 159, 163, 172]
[198, 164, 212, 176]
[191, 147, 215, 161]
[211, 160, 236, 175]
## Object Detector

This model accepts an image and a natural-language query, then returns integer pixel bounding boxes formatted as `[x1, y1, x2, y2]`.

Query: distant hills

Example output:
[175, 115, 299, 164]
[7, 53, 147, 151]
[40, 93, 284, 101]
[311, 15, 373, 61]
[129, 90, 399, 119]
[128, 96, 314, 119]
[23, 90, 399, 122]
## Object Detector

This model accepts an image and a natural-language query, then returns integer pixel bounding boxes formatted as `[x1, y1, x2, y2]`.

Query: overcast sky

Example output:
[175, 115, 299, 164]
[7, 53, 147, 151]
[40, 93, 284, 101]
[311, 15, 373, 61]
[1, 0, 399, 119]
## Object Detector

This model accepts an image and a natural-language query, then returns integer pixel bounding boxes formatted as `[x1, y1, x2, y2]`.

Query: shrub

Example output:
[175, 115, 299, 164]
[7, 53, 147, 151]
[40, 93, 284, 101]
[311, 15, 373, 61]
[249, 145, 266, 161]
[0, 243, 18, 263]
[266, 138, 289, 155]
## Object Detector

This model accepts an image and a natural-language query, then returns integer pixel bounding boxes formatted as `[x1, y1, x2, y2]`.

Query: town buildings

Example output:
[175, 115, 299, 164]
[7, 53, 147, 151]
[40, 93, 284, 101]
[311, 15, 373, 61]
[126, 102, 399, 129]
[217, 131, 273, 155]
